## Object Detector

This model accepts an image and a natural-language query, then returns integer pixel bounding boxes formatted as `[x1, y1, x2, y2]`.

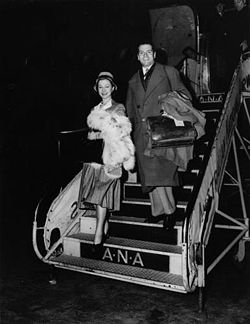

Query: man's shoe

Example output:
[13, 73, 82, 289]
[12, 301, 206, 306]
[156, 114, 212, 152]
[163, 213, 176, 230]
[144, 215, 164, 224]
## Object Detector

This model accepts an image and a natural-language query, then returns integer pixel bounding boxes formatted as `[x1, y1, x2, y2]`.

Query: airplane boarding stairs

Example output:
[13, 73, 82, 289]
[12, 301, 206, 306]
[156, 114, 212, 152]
[33, 68, 249, 307]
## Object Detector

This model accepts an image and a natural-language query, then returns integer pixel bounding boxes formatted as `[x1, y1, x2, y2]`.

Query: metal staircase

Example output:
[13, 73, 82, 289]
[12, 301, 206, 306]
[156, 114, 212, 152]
[32, 95, 220, 290]
[33, 67, 249, 310]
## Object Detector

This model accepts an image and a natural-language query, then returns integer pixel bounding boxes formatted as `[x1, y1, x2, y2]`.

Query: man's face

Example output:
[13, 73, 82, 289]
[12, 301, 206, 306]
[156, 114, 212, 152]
[216, 3, 225, 15]
[234, 0, 245, 11]
[137, 44, 156, 68]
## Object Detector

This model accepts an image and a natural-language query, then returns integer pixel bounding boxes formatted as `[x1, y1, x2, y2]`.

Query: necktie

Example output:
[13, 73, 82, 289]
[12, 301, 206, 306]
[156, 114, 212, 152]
[144, 68, 149, 79]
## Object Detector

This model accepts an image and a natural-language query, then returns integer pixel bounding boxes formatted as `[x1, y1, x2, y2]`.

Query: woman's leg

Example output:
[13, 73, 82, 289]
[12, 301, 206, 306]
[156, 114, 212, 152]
[94, 205, 108, 244]
[104, 218, 109, 236]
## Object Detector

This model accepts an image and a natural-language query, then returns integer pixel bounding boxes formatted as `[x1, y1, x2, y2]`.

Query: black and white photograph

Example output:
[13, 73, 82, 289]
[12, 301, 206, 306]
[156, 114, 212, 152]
[1, 0, 250, 323]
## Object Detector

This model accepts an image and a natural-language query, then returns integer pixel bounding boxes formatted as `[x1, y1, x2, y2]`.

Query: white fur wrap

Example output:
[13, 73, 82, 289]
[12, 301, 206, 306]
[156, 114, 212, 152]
[87, 106, 135, 171]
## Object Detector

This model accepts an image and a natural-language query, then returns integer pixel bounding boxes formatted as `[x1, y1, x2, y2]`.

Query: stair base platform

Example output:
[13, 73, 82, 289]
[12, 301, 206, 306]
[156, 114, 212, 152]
[49, 254, 186, 293]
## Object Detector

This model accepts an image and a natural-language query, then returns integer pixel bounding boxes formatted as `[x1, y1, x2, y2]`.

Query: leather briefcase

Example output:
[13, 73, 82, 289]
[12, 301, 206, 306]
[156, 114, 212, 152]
[146, 115, 197, 148]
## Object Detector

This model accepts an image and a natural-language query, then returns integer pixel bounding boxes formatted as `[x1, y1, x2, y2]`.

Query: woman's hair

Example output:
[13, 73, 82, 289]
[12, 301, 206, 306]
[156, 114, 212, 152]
[94, 71, 117, 91]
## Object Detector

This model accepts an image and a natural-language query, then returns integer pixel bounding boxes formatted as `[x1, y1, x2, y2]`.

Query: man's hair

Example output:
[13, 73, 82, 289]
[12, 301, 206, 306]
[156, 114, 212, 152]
[137, 41, 156, 54]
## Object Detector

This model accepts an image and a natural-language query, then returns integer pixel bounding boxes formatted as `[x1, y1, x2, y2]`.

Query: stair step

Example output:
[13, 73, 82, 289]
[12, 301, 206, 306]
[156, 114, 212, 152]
[193, 142, 209, 156]
[186, 156, 203, 173]
[111, 203, 185, 220]
[203, 110, 221, 117]
[69, 233, 182, 254]
[121, 198, 188, 210]
[108, 220, 181, 245]
[110, 215, 184, 225]
[179, 172, 198, 185]
[81, 215, 183, 245]
[64, 233, 182, 274]
[50, 254, 186, 293]
[201, 108, 221, 113]
[123, 182, 193, 202]
[111, 203, 153, 218]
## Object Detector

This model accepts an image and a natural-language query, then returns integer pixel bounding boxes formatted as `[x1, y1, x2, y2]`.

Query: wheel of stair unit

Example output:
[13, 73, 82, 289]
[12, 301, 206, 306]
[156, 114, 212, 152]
[48, 265, 57, 285]
[33, 182, 62, 259]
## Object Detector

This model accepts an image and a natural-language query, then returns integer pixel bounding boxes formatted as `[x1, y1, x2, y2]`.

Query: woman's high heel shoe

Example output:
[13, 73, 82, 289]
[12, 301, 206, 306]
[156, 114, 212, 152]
[102, 232, 109, 243]
[91, 232, 109, 259]
[91, 242, 103, 259]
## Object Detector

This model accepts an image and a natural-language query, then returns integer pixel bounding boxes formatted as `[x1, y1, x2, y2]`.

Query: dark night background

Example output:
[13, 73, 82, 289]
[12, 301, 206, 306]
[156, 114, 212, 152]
[0, 0, 215, 253]
[1, 1, 250, 323]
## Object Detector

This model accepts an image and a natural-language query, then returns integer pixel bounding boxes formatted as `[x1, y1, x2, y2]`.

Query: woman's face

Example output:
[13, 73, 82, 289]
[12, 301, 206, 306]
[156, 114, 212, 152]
[97, 79, 114, 101]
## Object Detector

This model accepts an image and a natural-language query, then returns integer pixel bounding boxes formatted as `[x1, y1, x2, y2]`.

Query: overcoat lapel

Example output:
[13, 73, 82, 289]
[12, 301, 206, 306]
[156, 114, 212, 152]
[144, 64, 165, 101]
[134, 73, 146, 106]
[129, 64, 167, 112]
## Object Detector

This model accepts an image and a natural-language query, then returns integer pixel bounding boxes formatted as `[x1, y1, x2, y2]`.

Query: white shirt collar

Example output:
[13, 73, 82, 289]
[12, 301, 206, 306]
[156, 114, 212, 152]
[142, 65, 153, 74]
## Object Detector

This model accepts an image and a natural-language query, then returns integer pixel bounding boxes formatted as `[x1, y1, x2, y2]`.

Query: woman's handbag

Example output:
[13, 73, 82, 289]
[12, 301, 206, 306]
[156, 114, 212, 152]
[146, 115, 197, 148]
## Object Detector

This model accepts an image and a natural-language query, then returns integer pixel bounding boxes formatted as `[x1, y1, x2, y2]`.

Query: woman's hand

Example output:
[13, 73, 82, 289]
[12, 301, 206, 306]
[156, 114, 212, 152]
[88, 131, 101, 140]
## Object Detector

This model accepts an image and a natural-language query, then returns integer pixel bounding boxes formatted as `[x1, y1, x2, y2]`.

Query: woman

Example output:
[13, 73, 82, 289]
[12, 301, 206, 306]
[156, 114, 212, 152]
[80, 72, 135, 258]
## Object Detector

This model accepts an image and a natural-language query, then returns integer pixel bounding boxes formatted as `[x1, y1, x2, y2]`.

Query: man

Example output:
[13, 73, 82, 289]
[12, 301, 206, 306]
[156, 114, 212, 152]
[226, 0, 249, 80]
[126, 42, 192, 229]
[232, 0, 249, 52]
[209, 1, 230, 91]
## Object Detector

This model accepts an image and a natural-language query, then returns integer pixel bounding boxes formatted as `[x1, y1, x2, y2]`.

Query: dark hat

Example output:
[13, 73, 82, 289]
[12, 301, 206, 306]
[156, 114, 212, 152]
[94, 71, 117, 91]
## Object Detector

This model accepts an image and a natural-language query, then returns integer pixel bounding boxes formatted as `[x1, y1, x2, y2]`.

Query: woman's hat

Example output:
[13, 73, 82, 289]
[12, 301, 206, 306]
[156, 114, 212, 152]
[94, 71, 117, 91]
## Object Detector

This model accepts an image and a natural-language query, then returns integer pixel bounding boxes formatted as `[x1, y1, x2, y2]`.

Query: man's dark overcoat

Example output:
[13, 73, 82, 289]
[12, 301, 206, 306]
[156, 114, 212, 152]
[126, 63, 191, 191]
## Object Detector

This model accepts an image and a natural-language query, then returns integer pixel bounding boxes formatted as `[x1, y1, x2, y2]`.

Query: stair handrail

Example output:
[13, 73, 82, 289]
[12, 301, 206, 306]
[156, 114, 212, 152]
[32, 170, 94, 262]
[33, 127, 98, 263]
[33, 200, 85, 262]
[44, 209, 84, 261]
[182, 64, 242, 291]
[32, 197, 48, 261]
[57, 127, 88, 161]
[32, 188, 62, 262]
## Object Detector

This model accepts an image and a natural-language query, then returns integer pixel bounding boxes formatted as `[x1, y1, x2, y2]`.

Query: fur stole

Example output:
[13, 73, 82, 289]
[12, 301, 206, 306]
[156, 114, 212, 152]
[87, 105, 135, 171]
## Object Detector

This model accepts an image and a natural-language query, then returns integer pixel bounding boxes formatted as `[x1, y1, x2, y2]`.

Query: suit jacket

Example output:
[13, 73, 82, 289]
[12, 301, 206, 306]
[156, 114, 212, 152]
[126, 63, 191, 190]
